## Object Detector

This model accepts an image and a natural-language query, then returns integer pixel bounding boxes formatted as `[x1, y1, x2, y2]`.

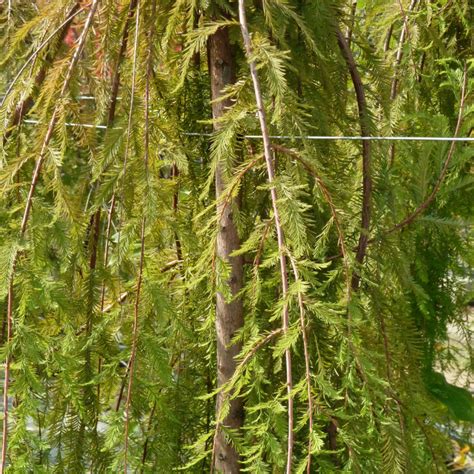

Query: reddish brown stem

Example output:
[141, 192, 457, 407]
[121, 1, 142, 470]
[388, 0, 418, 167]
[140, 402, 157, 472]
[390, 0, 418, 101]
[107, 0, 138, 125]
[99, 0, 139, 313]
[336, 28, 372, 292]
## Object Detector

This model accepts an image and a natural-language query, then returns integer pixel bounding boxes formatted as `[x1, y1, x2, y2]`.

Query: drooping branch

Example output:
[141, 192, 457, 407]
[99, 0, 140, 312]
[94, 0, 140, 410]
[1, 2, 100, 471]
[107, 0, 138, 126]
[271, 144, 351, 294]
[388, 0, 418, 167]
[335, 28, 372, 291]
[324, 65, 468, 261]
[390, 0, 418, 101]
[346, 0, 358, 50]
[237, 1, 294, 470]
[123, 0, 151, 470]
[288, 256, 314, 474]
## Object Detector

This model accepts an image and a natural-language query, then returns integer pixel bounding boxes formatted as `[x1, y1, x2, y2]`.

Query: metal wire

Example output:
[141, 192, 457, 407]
[20, 119, 474, 141]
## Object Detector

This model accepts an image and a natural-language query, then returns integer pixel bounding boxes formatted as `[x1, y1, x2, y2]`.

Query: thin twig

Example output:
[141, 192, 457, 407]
[99, 0, 139, 313]
[346, 0, 358, 49]
[218, 154, 263, 225]
[390, 0, 418, 100]
[140, 401, 157, 472]
[237, 1, 294, 470]
[389, 0, 418, 167]
[288, 257, 314, 474]
[121, 0, 142, 470]
[3, 3, 82, 143]
[209, 328, 283, 470]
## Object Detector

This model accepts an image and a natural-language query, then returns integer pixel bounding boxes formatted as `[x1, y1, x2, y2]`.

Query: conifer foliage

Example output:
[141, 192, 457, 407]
[0, 0, 472, 472]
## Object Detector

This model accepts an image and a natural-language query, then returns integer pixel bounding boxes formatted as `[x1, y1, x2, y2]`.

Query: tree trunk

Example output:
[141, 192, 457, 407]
[208, 26, 244, 473]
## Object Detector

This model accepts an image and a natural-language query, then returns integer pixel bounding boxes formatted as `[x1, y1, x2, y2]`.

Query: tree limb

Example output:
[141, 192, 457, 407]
[238, 1, 294, 470]
[336, 28, 372, 291]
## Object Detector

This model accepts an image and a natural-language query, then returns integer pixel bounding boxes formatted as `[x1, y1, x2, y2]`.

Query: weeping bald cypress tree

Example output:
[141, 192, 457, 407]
[0, 0, 472, 472]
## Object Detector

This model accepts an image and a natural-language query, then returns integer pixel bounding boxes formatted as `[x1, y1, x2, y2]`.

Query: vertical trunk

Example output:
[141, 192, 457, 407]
[208, 27, 244, 473]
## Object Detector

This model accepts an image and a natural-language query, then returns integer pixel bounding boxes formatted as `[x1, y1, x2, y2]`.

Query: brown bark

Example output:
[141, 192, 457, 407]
[208, 26, 244, 473]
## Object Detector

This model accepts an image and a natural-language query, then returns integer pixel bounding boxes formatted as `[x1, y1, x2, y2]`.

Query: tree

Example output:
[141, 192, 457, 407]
[0, 0, 472, 472]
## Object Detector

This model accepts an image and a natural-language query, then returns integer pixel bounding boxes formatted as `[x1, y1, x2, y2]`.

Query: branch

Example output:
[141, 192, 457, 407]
[1, 3, 83, 116]
[3, 3, 82, 143]
[120, 1, 142, 469]
[389, 0, 418, 166]
[325, 64, 468, 260]
[336, 28, 372, 291]
[288, 257, 314, 474]
[237, 1, 294, 470]
[390, 0, 418, 100]
[210, 326, 282, 474]
[99, 0, 140, 312]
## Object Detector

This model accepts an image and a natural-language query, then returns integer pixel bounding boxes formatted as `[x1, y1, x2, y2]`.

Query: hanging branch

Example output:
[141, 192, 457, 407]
[336, 28, 372, 292]
[324, 68, 467, 271]
[325, 64, 467, 265]
[140, 402, 157, 472]
[388, 0, 418, 167]
[0, 1, 100, 471]
[106, 0, 138, 126]
[271, 144, 351, 293]
[99, 0, 139, 312]
[346, 0, 358, 49]
[123, 0, 148, 469]
[92, 0, 139, 412]
[237, 1, 294, 470]
[288, 257, 314, 474]
[390, 0, 418, 101]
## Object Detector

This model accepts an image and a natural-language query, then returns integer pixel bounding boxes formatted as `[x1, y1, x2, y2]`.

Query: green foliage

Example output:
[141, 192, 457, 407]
[0, 0, 472, 472]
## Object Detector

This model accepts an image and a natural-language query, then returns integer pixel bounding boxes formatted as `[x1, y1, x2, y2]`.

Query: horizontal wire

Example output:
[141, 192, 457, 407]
[18, 119, 474, 141]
